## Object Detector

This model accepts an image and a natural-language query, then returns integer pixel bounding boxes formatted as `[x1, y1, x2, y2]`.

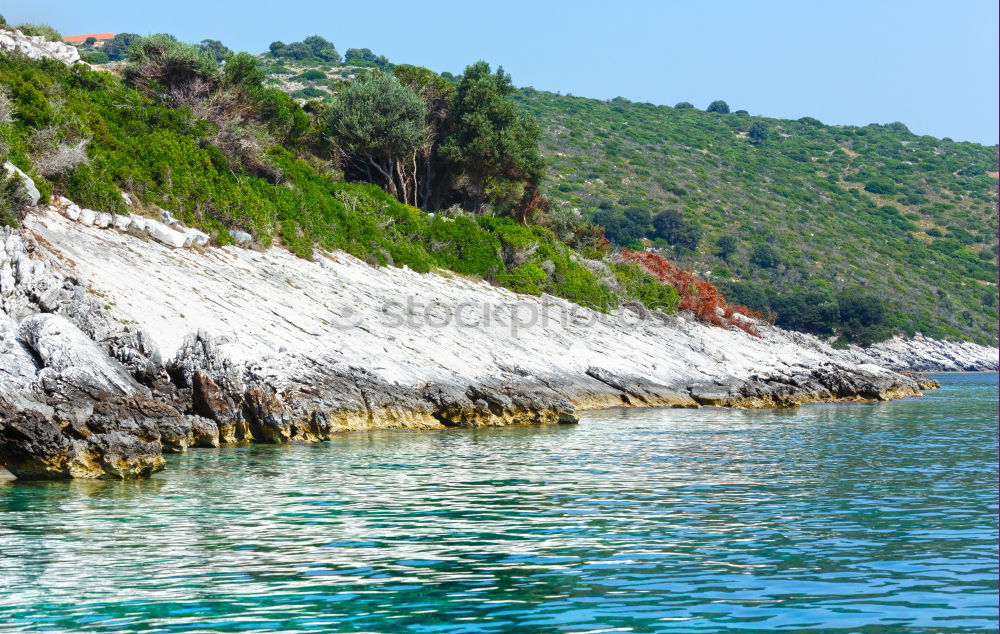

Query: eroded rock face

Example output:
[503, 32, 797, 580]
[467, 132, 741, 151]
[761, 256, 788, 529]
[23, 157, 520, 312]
[0, 403, 164, 480]
[0, 28, 81, 65]
[0, 209, 937, 480]
[860, 335, 998, 372]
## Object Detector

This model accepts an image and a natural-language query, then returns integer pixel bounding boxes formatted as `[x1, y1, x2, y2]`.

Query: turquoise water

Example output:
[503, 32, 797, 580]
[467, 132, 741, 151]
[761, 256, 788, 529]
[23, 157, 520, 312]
[0, 373, 996, 632]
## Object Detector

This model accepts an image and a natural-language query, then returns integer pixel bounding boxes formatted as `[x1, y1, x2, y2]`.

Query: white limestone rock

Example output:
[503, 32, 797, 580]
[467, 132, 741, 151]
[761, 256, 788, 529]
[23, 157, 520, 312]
[144, 218, 187, 248]
[17, 313, 143, 398]
[229, 229, 253, 245]
[0, 28, 80, 65]
[128, 216, 147, 232]
[94, 212, 113, 228]
[2, 161, 40, 206]
[160, 209, 180, 226]
[183, 228, 210, 248]
[859, 335, 998, 372]
[78, 208, 96, 226]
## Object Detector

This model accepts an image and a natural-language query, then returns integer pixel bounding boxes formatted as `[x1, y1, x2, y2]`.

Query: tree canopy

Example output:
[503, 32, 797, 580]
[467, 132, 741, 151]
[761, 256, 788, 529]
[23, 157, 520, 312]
[439, 61, 544, 213]
[327, 72, 427, 203]
[706, 100, 730, 114]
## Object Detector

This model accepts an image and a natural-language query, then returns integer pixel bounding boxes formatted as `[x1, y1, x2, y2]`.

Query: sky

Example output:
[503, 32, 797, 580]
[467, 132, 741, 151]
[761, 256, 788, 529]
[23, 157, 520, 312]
[5, 0, 998, 144]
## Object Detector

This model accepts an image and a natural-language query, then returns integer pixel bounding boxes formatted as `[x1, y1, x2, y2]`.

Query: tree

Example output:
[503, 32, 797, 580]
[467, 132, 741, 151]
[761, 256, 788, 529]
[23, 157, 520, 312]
[82, 50, 110, 64]
[594, 208, 647, 246]
[327, 72, 427, 205]
[393, 64, 456, 209]
[674, 101, 694, 109]
[103, 32, 140, 61]
[283, 42, 312, 60]
[438, 61, 544, 214]
[302, 35, 340, 62]
[748, 121, 768, 144]
[199, 39, 231, 62]
[345, 47, 376, 63]
[651, 208, 702, 251]
[84, 36, 97, 47]
[749, 243, 779, 268]
[706, 100, 730, 114]
[268, 41, 286, 56]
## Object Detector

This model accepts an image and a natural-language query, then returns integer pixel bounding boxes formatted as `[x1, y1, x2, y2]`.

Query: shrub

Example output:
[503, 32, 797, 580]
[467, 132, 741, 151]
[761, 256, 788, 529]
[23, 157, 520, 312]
[81, 50, 110, 64]
[621, 250, 759, 334]
[15, 23, 61, 42]
[748, 121, 768, 144]
[33, 139, 90, 177]
[749, 243, 779, 268]
[716, 235, 737, 259]
[674, 101, 694, 109]
[611, 261, 680, 312]
[223, 52, 265, 88]
[124, 34, 219, 98]
[0, 171, 31, 227]
[297, 69, 326, 81]
[864, 178, 897, 195]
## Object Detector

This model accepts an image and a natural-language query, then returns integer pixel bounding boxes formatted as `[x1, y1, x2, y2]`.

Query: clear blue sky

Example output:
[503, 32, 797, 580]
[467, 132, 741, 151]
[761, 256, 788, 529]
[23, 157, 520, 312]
[6, 0, 998, 144]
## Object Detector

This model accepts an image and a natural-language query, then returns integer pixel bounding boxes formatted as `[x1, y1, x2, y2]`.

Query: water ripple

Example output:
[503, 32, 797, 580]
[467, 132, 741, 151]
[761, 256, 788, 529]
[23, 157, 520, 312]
[0, 373, 996, 632]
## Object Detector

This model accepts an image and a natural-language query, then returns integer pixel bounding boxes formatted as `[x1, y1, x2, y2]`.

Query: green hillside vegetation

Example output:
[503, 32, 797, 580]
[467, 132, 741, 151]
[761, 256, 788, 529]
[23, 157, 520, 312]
[13, 30, 998, 345]
[0, 37, 679, 316]
[515, 92, 998, 344]
[227, 48, 997, 344]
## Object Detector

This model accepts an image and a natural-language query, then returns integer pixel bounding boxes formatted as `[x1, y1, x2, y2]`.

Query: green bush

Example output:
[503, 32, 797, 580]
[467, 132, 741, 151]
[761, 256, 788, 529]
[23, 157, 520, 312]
[82, 50, 110, 65]
[863, 178, 897, 195]
[749, 243, 779, 268]
[15, 23, 61, 42]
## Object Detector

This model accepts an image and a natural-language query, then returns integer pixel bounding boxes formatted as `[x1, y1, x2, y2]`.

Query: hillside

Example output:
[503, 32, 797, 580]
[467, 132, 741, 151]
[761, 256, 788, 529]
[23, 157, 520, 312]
[0, 36, 694, 324]
[9, 28, 998, 346]
[247, 50, 998, 345]
[516, 91, 998, 344]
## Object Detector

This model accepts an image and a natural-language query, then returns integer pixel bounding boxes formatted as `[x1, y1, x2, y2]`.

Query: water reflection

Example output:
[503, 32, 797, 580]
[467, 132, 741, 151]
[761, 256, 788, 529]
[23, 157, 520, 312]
[0, 373, 996, 631]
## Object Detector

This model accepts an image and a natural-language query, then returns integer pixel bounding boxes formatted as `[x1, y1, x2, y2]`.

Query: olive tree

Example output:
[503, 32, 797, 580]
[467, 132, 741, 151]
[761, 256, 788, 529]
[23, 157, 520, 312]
[326, 72, 428, 205]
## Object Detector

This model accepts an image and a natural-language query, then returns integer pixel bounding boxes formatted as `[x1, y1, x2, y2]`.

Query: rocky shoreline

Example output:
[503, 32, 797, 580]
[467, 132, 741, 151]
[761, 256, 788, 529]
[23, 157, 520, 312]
[0, 198, 955, 480]
[861, 336, 997, 372]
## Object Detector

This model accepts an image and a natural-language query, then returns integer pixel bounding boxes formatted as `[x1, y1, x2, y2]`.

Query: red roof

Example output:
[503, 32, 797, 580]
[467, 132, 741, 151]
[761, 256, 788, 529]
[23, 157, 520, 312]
[63, 33, 116, 43]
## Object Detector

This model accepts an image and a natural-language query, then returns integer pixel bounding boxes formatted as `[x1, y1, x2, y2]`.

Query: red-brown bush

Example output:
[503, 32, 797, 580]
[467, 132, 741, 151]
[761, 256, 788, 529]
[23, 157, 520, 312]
[620, 250, 761, 336]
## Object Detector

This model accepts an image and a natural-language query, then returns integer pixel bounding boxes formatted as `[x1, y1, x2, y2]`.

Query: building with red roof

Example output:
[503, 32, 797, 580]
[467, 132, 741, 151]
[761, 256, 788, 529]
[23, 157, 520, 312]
[63, 33, 116, 47]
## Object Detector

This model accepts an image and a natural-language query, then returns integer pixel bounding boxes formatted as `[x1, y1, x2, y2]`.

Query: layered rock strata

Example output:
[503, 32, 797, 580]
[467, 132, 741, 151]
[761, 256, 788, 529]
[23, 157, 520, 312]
[0, 205, 929, 479]
[861, 335, 998, 372]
